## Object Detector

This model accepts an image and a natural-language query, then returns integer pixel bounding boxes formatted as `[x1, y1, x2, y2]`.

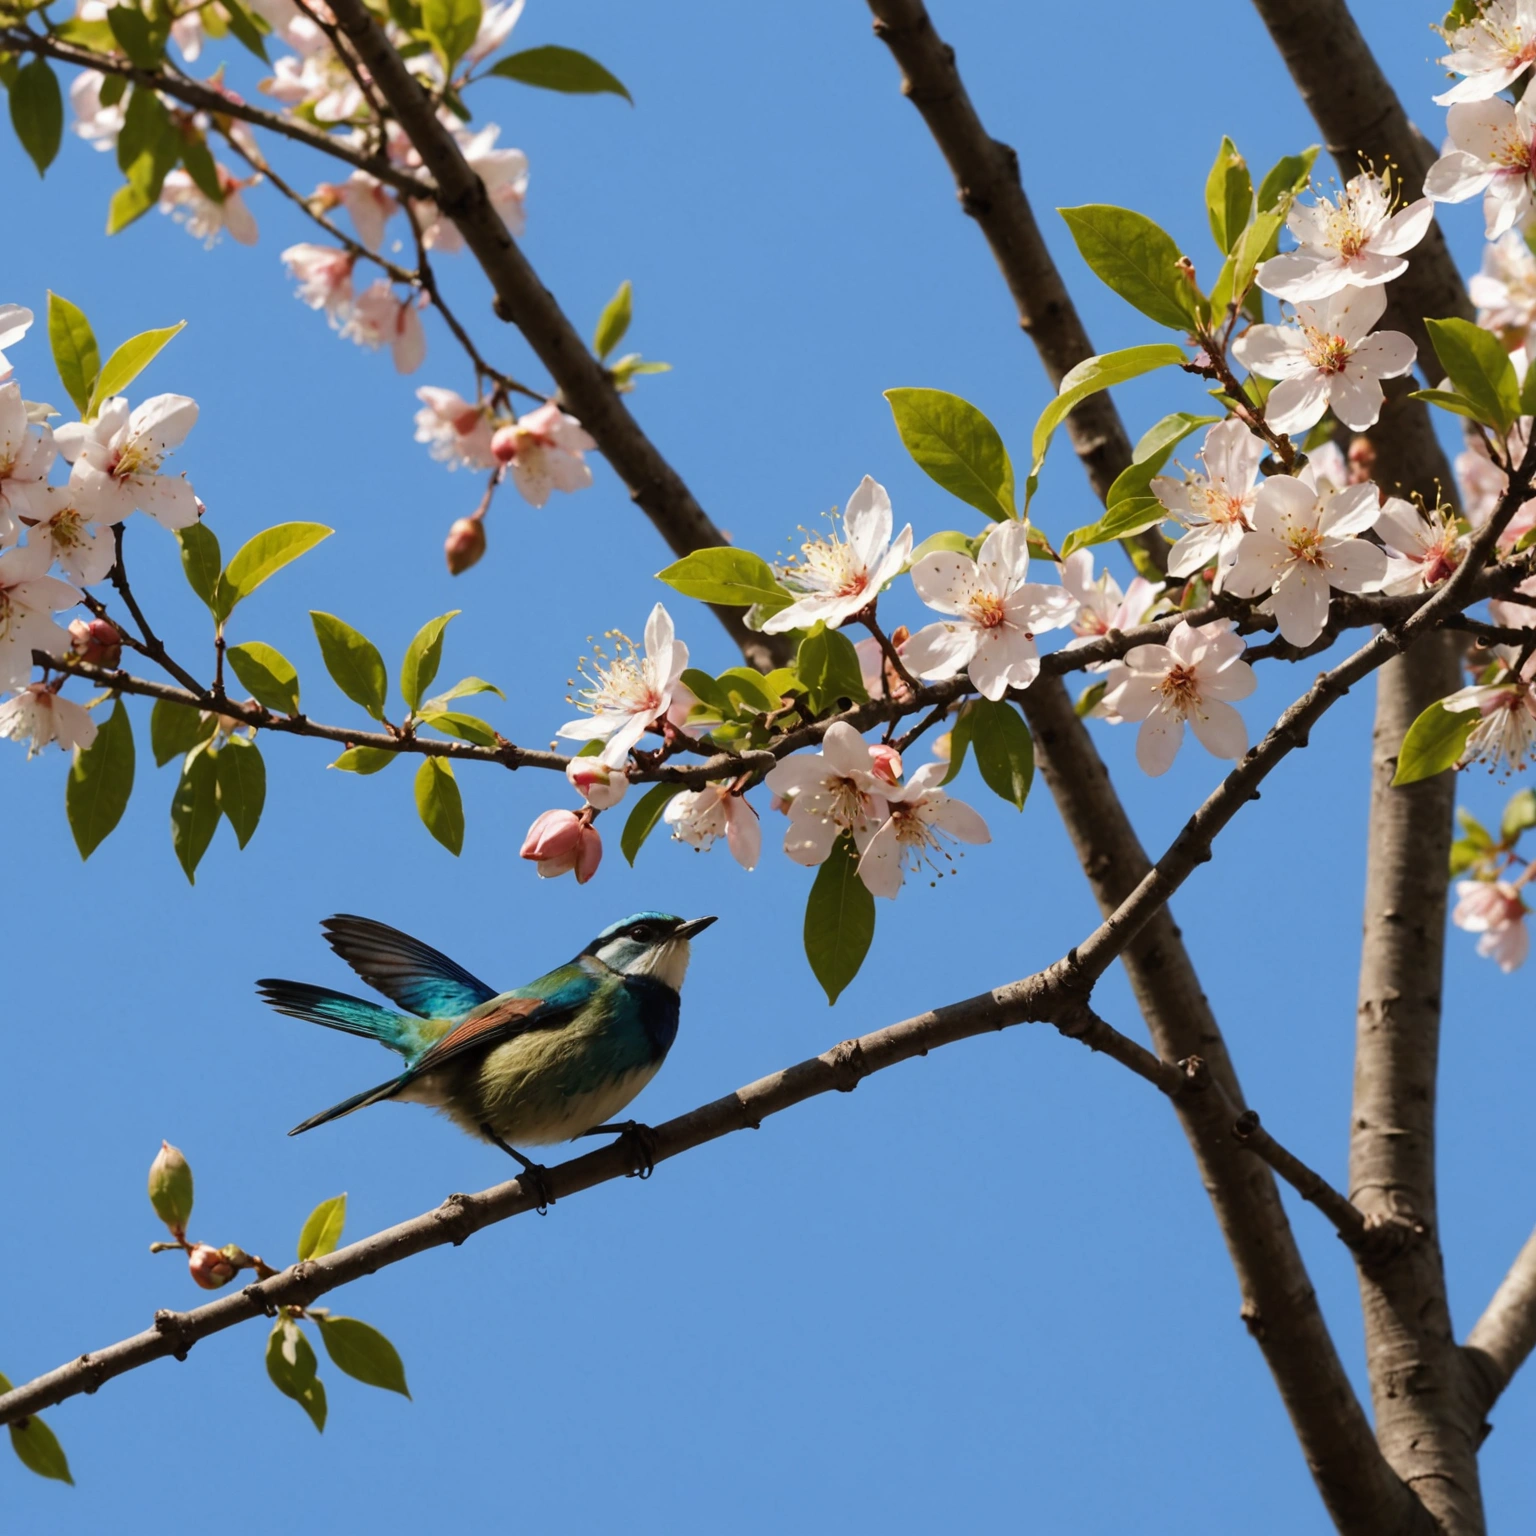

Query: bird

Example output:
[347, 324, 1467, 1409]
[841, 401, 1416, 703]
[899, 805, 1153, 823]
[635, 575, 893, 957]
[256, 911, 716, 1199]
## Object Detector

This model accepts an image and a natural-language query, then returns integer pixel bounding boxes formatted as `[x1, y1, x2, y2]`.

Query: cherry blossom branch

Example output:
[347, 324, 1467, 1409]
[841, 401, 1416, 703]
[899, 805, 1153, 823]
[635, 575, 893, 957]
[106, 526, 205, 695]
[1465, 1225, 1536, 1417]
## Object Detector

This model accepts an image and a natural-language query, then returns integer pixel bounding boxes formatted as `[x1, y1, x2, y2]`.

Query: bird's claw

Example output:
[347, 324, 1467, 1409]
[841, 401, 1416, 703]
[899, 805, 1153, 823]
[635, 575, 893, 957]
[580, 1119, 660, 1179]
[480, 1123, 555, 1214]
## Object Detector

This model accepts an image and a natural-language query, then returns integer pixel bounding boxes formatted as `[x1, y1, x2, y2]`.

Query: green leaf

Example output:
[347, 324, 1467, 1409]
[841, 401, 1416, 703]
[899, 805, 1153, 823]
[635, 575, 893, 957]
[656, 548, 791, 613]
[488, 46, 632, 103]
[941, 703, 974, 786]
[88, 323, 185, 417]
[1211, 207, 1284, 315]
[8, 1410, 72, 1485]
[266, 1319, 326, 1433]
[215, 522, 332, 625]
[1075, 680, 1108, 718]
[214, 736, 265, 848]
[621, 782, 683, 865]
[1392, 700, 1479, 786]
[66, 698, 135, 859]
[424, 675, 504, 707]
[330, 746, 397, 774]
[1425, 317, 1520, 434]
[226, 642, 301, 714]
[1504, 787, 1536, 842]
[1204, 136, 1252, 255]
[418, 710, 497, 746]
[1060, 499, 1169, 557]
[1256, 146, 1319, 212]
[1407, 388, 1485, 422]
[221, 0, 270, 61]
[401, 610, 459, 712]
[310, 612, 389, 720]
[1059, 205, 1200, 332]
[414, 758, 463, 855]
[716, 666, 783, 714]
[107, 4, 164, 67]
[883, 388, 1016, 522]
[150, 700, 215, 766]
[297, 1192, 346, 1259]
[967, 698, 1034, 810]
[1449, 837, 1489, 877]
[1027, 344, 1187, 508]
[116, 84, 174, 181]
[1520, 359, 1536, 421]
[804, 832, 875, 1005]
[10, 58, 63, 177]
[176, 522, 222, 611]
[47, 292, 100, 418]
[107, 180, 156, 237]
[179, 134, 225, 205]
[908, 530, 979, 566]
[594, 279, 632, 359]
[679, 667, 738, 720]
[315, 1316, 410, 1398]
[170, 745, 220, 883]
[796, 626, 868, 714]
[420, 0, 481, 71]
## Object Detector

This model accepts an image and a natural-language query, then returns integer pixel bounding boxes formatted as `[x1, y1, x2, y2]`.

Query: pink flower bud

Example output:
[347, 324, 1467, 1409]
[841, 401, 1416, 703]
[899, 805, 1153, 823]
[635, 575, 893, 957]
[444, 516, 486, 575]
[69, 617, 122, 669]
[566, 756, 629, 809]
[490, 423, 523, 464]
[573, 824, 602, 883]
[868, 744, 903, 786]
[187, 1243, 237, 1290]
[520, 809, 602, 882]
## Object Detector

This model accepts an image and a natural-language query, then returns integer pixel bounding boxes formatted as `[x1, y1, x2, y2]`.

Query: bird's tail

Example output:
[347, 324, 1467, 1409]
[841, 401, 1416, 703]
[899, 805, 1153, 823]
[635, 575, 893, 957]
[256, 979, 422, 1057]
[288, 1077, 405, 1136]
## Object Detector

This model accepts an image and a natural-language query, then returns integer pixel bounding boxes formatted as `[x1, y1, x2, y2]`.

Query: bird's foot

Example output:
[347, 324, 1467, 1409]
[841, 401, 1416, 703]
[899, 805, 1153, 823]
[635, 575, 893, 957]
[578, 1120, 660, 1180]
[480, 1123, 554, 1214]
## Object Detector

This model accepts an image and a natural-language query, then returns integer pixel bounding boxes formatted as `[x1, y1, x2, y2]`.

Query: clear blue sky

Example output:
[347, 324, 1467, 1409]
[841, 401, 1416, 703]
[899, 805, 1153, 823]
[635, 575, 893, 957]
[4, 2, 1529, 1531]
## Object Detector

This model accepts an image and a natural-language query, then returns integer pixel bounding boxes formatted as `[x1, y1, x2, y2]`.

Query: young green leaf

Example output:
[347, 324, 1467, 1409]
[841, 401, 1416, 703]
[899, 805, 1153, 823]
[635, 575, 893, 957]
[1060, 499, 1170, 557]
[594, 279, 632, 359]
[1204, 137, 1252, 255]
[1503, 787, 1536, 842]
[310, 612, 389, 719]
[266, 1319, 327, 1432]
[716, 666, 784, 714]
[420, 0, 481, 72]
[401, 610, 460, 712]
[679, 667, 738, 721]
[88, 322, 186, 417]
[214, 737, 265, 848]
[424, 675, 505, 707]
[1075, 680, 1108, 718]
[330, 746, 398, 774]
[297, 1192, 347, 1259]
[221, 0, 271, 60]
[107, 179, 156, 237]
[1407, 388, 1484, 422]
[315, 1316, 410, 1397]
[67, 698, 135, 858]
[176, 522, 222, 611]
[1255, 146, 1319, 212]
[7, 1404, 73, 1486]
[107, 4, 164, 67]
[488, 45, 632, 103]
[656, 548, 791, 612]
[170, 745, 220, 882]
[941, 703, 974, 785]
[226, 642, 301, 714]
[1059, 205, 1201, 332]
[796, 626, 868, 714]
[150, 699, 216, 766]
[804, 832, 875, 1005]
[11, 59, 63, 176]
[966, 699, 1034, 810]
[418, 710, 498, 746]
[214, 522, 332, 624]
[415, 757, 464, 854]
[178, 134, 225, 204]
[884, 388, 1016, 521]
[1425, 317, 1521, 434]
[47, 292, 100, 417]
[1392, 700, 1479, 786]
[621, 782, 683, 864]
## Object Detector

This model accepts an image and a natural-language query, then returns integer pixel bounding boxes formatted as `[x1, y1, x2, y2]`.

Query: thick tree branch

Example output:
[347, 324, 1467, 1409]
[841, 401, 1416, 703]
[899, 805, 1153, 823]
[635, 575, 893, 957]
[1466, 1226, 1536, 1416]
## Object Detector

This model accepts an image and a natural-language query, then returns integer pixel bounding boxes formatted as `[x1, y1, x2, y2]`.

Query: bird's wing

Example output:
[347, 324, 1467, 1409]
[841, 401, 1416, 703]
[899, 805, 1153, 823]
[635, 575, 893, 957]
[400, 968, 602, 1080]
[321, 914, 498, 1018]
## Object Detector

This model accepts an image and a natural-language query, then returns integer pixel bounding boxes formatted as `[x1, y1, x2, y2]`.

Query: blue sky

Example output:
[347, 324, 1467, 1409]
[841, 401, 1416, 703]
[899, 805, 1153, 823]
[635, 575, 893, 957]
[4, 2, 1532, 1531]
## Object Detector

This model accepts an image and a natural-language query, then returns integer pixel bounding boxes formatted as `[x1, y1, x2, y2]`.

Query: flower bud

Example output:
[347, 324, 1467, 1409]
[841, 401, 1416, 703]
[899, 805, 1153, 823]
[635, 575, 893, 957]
[69, 617, 123, 669]
[520, 809, 602, 882]
[489, 422, 523, 464]
[566, 756, 629, 810]
[1347, 435, 1376, 485]
[444, 516, 486, 575]
[148, 1141, 194, 1239]
[186, 1242, 237, 1290]
[868, 743, 903, 786]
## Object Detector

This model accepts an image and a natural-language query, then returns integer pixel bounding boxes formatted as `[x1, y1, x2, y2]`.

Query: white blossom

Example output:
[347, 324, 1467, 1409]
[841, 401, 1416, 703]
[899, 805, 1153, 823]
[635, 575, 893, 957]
[159, 169, 259, 248]
[1453, 878, 1530, 971]
[415, 126, 528, 250]
[29, 486, 115, 586]
[55, 394, 200, 530]
[1058, 550, 1164, 665]
[565, 755, 628, 810]
[856, 761, 990, 899]
[342, 283, 426, 373]
[1372, 499, 1464, 595]
[663, 784, 761, 870]
[1435, 0, 1536, 104]
[281, 243, 355, 324]
[68, 71, 125, 153]
[1425, 94, 1536, 239]
[558, 603, 689, 767]
[1471, 230, 1536, 344]
[414, 387, 497, 471]
[764, 721, 896, 866]
[490, 403, 594, 506]
[337, 171, 397, 251]
[0, 380, 57, 542]
[1445, 649, 1536, 775]
[0, 541, 81, 689]
[465, 0, 522, 64]
[1150, 418, 1264, 586]
[0, 304, 33, 384]
[0, 683, 97, 758]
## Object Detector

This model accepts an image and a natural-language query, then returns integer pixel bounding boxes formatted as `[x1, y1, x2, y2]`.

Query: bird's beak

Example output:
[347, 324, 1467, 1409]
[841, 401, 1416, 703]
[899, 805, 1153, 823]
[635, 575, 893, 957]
[675, 915, 718, 940]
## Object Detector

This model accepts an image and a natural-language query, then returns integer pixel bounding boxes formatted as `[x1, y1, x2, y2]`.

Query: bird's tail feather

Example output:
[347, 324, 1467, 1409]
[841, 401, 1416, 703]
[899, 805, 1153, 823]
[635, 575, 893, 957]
[256, 979, 417, 1055]
[288, 1076, 405, 1136]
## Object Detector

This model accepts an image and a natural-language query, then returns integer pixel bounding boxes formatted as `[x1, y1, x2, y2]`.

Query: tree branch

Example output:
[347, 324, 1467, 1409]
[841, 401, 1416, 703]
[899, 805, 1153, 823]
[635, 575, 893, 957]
[1466, 1225, 1536, 1417]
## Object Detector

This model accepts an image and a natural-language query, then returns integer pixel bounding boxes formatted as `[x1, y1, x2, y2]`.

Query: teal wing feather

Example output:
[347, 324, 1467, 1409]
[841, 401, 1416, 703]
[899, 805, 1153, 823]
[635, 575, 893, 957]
[321, 914, 498, 1019]
[255, 979, 446, 1058]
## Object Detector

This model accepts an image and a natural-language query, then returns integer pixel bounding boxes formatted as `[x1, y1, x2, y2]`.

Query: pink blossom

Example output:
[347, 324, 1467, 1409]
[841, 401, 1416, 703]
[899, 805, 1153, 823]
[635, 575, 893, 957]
[342, 282, 426, 373]
[281, 243, 355, 323]
[566, 755, 628, 810]
[520, 808, 601, 883]
[1453, 878, 1529, 971]
[415, 386, 496, 470]
[491, 402, 595, 508]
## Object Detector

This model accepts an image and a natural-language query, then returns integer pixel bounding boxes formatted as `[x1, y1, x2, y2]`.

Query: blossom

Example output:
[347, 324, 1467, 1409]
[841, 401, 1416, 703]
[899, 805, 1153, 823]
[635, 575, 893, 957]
[1372, 499, 1463, 595]
[1232, 286, 1416, 436]
[558, 603, 689, 766]
[158, 169, 259, 248]
[1224, 477, 1385, 647]
[1100, 619, 1256, 776]
[519, 808, 601, 883]
[337, 171, 397, 251]
[69, 71, 124, 153]
[0, 380, 57, 540]
[1435, 0, 1536, 104]
[1151, 418, 1264, 586]
[0, 304, 32, 383]
[415, 387, 497, 470]
[1471, 231, 1536, 345]
[0, 541, 81, 689]
[281, 243, 355, 323]
[55, 394, 200, 530]
[1492, 574, 1536, 632]
[264, 46, 365, 124]
[69, 616, 121, 667]
[466, 0, 523, 64]
[0, 683, 97, 758]
[1457, 429, 1517, 526]
[1256, 173, 1433, 302]
[490, 403, 594, 507]
[761, 476, 913, 634]
[1453, 878, 1529, 971]
[1445, 649, 1536, 775]
[342, 283, 426, 373]
[170, 7, 204, 60]
[1425, 94, 1536, 239]
[566, 754, 628, 810]
[853, 632, 913, 701]
[1059, 549, 1164, 658]
[902, 519, 1076, 700]
[415, 127, 528, 250]
[29, 486, 115, 586]
[663, 784, 761, 869]
[855, 762, 990, 898]
[764, 721, 895, 866]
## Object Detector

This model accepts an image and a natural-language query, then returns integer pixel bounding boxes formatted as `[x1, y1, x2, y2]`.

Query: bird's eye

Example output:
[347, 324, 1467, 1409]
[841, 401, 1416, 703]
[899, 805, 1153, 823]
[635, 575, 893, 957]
[630, 923, 656, 942]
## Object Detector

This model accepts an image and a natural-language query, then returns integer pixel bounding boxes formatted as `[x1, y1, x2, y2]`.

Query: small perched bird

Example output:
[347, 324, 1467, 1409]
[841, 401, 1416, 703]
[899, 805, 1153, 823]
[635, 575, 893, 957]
[257, 911, 716, 1190]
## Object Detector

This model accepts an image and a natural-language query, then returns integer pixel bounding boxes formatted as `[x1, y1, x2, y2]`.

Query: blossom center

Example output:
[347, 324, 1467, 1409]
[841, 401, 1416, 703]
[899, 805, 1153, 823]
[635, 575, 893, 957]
[815, 772, 874, 829]
[966, 589, 1009, 630]
[1490, 126, 1536, 174]
[1159, 663, 1201, 712]
[1302, 325, 1352, 374]
[47, 508, 86, 551]
[792, 535, 869, 601]
[1284, 524, 1329, 565]
[110, 440, 161, 482]
[1191, 483, 1251, 527]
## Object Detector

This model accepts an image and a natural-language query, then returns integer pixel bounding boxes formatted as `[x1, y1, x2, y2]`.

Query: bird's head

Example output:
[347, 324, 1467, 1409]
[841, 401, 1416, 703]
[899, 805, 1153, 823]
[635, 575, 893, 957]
[584, 912, 717, 991]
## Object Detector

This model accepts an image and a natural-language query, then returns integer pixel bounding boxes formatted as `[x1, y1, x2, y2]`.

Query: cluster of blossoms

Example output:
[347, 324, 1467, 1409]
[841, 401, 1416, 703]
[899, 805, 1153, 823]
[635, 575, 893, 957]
[0, 306, 199, 755]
